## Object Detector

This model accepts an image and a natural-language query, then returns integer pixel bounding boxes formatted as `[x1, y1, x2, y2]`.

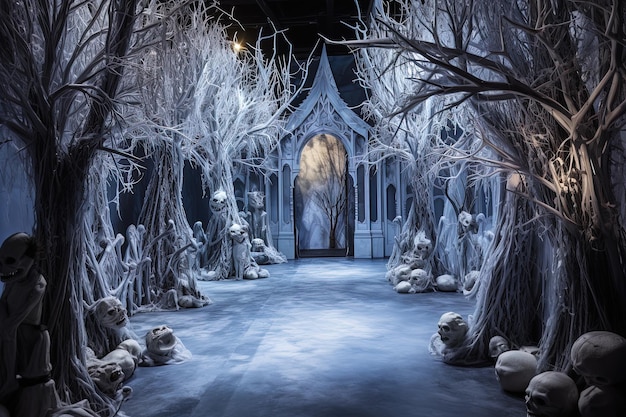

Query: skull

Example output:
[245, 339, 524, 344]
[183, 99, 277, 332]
[570, 331, 626, 387]
[489, 336, 511, 359]
[88, 362, 124, 396]
[145, 325, 177, 357]
[409, 268, 431, 293]
[210, 190, 228, 214]
[437, 312, 468, 349]
[0, 232, 37, 283]
[495, 350, 537, 393]
[229, 223, 248, 244]
[413, 232, 432, 261]
[458, 211, 477, 233]
[251, 238, 265, 252]
[524, 371, 578, 417]
[578, 384, 626, 417]
[92, 297, 128, 329]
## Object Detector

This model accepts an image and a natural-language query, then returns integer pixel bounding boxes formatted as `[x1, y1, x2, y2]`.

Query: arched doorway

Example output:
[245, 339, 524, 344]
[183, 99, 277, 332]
[295, 134, 348, 256]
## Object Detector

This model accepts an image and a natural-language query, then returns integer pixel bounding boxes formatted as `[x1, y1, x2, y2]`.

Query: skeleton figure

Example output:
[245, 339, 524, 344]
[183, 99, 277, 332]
[0, 233, 61, 416]
[142, 325, 191, 366]
[409, 268, 432, 293]
[525, 371, 578, 417]
[92, 296, 128, 329]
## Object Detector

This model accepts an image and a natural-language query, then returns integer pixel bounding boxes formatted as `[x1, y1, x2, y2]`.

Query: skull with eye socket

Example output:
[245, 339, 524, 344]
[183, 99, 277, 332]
[0, 232, 37, 283]
[92, 296, 128, 329]
[145, 325, 177, 358]
[88, 362, 125, 397]
[524, 371, 578, 417]
[210, 190, 228, 215]
[437, 312, 468, 349]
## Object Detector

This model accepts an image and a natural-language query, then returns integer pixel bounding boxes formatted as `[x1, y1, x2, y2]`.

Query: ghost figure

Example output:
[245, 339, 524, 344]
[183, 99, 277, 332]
[489, 336, 511, 360]
[525, 372, 578, 417]
[495, 350, 537, 393]
[570, 331, 626, 387]
[142, 325, 191, 366]
[92, 296, 129, 329]
[0, 233, 63, 416]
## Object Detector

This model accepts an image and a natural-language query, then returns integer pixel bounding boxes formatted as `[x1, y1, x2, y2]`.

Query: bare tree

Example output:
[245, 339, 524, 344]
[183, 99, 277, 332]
[0, 0, 147, 412]
[347, 0, 626, 369]
[302, 134, 348, 249]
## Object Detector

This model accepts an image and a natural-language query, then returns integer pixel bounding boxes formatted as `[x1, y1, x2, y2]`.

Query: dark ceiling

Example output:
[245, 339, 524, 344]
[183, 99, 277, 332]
[215, 0, 374, 58]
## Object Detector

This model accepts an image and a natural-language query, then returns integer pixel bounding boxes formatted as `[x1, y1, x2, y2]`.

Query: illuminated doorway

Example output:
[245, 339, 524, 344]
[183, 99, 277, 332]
[295, 134, 348, 256]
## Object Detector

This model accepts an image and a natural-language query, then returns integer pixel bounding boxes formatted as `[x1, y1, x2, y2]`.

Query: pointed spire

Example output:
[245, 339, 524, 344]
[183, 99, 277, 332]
[311, 44, 339, 93]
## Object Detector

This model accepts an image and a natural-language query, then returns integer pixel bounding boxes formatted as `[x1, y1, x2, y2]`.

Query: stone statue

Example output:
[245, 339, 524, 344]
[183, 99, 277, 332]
[228, 223, 269, 280]
[246, 191, 269, 244]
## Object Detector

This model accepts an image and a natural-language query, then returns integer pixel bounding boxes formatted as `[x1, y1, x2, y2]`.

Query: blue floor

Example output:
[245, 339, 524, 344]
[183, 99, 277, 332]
[122, 258, 526, 417]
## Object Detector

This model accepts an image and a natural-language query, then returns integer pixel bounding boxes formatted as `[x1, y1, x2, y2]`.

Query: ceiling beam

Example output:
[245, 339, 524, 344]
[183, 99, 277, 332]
[255, 0, 283, 30]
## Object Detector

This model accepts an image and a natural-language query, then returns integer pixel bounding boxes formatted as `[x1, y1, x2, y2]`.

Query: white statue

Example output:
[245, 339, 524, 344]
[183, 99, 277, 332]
[228, 223, 269, 280]
[525, 371, 578, 417]
[246, 191, 269, 243]
[91, 296, 129, 329]
[494, 350, 537, 393]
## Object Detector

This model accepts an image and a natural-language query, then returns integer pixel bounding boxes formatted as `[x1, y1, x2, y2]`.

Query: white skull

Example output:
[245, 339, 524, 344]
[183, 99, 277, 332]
[145, 325, 177, 357]
[210, 190, 228, 214]
[525, 371, 578, 417]
[229, 223, 248, 244]
[93, 297, 128, 329]
[437, 312, 468, 348]
[0, 232, 36, 283]
[458, 211, 473, 228]
[495, 350, 537, 393]
[88, 362, 125, 396]
[570, 331, 626, 387]
[489, 336, 511, 359]
[251, 238, 265, 252]
[413, 232, 432, 261]
[409, 268, 431, 293]
[578, 384, 626, 417]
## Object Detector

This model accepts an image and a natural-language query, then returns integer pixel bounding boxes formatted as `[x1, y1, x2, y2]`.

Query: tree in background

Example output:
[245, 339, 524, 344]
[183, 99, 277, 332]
[350, 0, 626, 369]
